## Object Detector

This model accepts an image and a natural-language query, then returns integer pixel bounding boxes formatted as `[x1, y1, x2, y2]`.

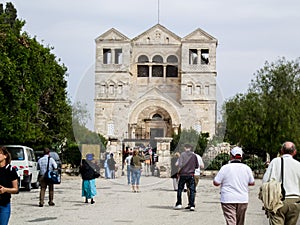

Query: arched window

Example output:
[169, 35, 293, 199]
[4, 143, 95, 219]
[152, 113, 163, 120]
[193, 123, 202, 134]
[137, 55, 149, 77]
[152, 55, 163, 63]
[166, 55, 178, 77]
[107, 122, 114, 136]
[109, 84, 114, 94]
[138, 55, 149, 63]
[167, 55, 178, 63]
[196, 85, 201, 95]
[100, 83, 106, 94]
[187, 84, 193, 95]
[118, 83, 123, 94]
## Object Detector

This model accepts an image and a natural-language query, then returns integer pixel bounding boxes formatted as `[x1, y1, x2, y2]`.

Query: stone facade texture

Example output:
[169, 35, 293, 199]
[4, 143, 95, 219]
[94, 24, 218, 144]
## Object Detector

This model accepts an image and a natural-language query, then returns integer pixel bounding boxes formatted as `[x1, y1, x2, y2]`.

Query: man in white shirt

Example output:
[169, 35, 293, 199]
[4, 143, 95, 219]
[262, 141, 300, 225]
[125, 152, 133, 185]
[213, 146, 255, 225]
[37, 148, 57, 207]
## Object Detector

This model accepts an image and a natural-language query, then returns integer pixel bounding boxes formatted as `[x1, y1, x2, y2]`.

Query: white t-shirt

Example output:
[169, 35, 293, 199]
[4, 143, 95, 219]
[125, 155, 132, 166]
[194, 154, 204, 176]
[214, 162, 255, 203]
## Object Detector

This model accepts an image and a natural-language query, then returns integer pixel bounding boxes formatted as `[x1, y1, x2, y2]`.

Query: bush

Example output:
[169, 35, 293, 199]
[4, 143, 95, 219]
[243, 156, 265, 171]
[61, 143, 82, 168]
[206, 153, 230, 170]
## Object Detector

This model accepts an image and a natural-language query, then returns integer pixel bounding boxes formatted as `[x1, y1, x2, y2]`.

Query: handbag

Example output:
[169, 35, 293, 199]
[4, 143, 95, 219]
[44, 156, 61, 184]
[258, 157, 286, 216]
[93, 170, 100, 179]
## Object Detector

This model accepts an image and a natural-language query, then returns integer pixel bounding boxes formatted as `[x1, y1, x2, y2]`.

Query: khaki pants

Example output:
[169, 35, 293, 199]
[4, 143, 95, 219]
[221, 203, 248, 225]
[269, 198, 300, 225]
[39, 176, 54, 205]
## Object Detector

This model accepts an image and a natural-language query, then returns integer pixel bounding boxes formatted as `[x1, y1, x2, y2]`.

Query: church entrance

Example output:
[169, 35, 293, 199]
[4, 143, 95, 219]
[127, 106, 173, 150]
[150, 128, 164, 149]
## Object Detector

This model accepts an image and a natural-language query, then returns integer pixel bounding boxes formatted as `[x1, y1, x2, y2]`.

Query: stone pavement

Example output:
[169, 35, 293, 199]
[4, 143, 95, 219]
[9, 174, 300, 225]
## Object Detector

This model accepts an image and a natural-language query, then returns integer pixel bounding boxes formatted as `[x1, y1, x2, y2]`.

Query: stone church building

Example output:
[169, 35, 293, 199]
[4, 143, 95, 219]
[94, 24, 218, 150]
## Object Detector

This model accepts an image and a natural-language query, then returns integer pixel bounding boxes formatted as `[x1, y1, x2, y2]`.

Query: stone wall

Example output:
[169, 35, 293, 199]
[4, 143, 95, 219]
[155, 137, 173, 178]
[202, 142, 231, 168]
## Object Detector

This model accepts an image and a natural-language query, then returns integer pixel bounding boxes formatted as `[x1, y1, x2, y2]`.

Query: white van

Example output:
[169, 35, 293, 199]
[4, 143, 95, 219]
[4, 145, 40, 191]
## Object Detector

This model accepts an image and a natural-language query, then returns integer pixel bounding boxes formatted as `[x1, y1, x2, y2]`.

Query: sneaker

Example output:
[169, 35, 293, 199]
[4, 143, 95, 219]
[174, 204, 182, 210]
[190, 207, 195, 211]
[185, 205, 191, 209]
[38, 204, 43, 207]
[48, 202, 55, 206]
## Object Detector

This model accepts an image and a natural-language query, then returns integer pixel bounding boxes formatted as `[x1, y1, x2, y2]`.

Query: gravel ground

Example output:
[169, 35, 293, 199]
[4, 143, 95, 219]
[9, 174, 299, 225]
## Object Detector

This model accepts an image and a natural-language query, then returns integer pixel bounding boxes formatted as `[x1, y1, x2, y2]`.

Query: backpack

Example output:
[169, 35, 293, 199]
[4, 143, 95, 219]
[130, 157, 134, 166]
[258, 178, 284, 217]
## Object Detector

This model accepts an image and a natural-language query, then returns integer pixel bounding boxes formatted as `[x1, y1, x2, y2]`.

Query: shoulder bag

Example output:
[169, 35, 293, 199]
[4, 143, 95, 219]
[258, 157, 285, 216]
[44, 156, 61, 184]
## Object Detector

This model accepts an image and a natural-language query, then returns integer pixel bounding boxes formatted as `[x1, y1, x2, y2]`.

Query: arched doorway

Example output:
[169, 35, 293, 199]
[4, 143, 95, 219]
[129, 106, 172, 149]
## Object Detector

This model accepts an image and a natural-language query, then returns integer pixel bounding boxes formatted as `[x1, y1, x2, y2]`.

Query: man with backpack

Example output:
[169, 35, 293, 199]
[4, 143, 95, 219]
[262, 141, 300, 225]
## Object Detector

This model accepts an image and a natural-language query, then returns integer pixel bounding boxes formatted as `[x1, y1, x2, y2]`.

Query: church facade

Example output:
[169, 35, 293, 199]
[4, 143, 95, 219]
[94, 24, 218, 146]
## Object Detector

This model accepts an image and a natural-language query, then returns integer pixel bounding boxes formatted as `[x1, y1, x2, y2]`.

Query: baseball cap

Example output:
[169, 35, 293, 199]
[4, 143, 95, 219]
[230, 146, 243, 157]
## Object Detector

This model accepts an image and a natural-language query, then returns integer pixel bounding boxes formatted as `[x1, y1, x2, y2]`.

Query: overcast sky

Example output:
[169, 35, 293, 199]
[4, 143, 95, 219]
[3, 0, 300, 125]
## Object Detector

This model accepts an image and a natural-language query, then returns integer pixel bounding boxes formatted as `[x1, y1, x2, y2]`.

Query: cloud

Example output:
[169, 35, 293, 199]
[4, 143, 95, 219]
[5, 0, 300, 103]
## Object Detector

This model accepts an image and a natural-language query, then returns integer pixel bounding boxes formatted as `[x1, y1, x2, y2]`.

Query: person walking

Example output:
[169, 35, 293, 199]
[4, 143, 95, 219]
[0, 146, 19, 225]
[79, 159, 97, 204]
[185, 151, 204, 209]
[131, 149, 144, 192]
[108, 153, 116, 179]
[174, 144, 199, 211]
[104, 153, 111, 179]
[144, 149, 152, 177]
[213, 146, 255, 225]
[125, 152, 133, 185]
[170, 152, 180, 191]
[262, 141, 300, 225]
[37, 147, 57, 207]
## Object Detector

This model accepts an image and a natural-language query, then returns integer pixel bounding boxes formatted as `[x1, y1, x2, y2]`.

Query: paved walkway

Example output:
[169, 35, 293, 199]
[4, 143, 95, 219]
[9, 174, 300, 225]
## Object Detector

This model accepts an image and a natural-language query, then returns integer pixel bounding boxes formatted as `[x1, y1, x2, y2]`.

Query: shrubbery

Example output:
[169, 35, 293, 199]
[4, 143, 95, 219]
[206, 153, 265, 171]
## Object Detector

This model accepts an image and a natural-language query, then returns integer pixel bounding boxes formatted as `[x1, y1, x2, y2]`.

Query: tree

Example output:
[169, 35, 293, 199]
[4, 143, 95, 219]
[71, 101, 107, 147]
[224, 57, 300, 159]
[224, 92, 265, 156]
[0, 3, 72, 150]
[61, 102, 108, 167]
[171, 128, 209, 156]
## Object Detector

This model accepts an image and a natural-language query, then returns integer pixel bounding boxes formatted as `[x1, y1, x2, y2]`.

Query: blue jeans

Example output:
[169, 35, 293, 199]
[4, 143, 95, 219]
[131, 168, 141, 185]
[0, 203, 11, 225]
[176, 175, 196, 207]
[127, 165, 131, 184]
[105, 166, 111, 179]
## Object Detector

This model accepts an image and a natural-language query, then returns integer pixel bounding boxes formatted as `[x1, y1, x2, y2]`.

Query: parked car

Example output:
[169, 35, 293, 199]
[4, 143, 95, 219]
[4, 145, 40, 191]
